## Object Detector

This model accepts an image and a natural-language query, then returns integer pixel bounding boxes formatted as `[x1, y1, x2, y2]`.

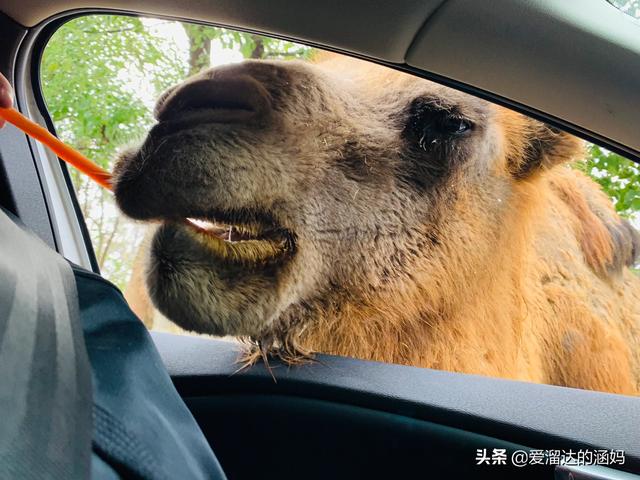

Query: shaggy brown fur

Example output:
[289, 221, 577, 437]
[114, 56, 640, 395]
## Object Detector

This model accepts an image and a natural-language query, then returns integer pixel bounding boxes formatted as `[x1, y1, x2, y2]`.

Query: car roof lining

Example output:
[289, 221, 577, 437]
[0, 0, 446, 61]
[1, 0, 639, 159]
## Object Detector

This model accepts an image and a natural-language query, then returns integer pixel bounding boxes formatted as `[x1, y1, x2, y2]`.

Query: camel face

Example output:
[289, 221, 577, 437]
[111, 58, 544, 338]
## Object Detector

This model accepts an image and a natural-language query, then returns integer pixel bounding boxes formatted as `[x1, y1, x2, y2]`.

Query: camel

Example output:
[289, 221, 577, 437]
[113, 55, 640, 395]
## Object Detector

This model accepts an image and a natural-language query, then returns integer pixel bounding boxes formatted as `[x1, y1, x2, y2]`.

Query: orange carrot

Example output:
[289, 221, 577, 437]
[0, 107, 113, 190]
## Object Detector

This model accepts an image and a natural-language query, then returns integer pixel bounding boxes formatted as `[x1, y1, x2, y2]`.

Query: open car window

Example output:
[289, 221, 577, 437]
[40, 14, 640, 398]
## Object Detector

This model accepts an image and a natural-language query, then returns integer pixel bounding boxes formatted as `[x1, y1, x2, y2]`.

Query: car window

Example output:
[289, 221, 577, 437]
[608, 0, 640, 19]
[41, 14, 640, 395]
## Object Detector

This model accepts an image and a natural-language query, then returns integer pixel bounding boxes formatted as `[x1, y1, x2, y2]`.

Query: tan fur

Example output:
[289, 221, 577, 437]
[116, 56, 640, 395]
[294, 170, 640, 394]
[125, 234, 155, 328]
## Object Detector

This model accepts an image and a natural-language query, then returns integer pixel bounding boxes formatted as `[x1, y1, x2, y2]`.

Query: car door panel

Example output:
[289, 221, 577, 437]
[152, 332, 640, 477]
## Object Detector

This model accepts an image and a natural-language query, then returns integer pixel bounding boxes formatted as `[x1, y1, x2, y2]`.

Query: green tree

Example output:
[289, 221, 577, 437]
[183, 24, 313, 75]
[41, 15, 186, 287]
[576, 145, 640, 218]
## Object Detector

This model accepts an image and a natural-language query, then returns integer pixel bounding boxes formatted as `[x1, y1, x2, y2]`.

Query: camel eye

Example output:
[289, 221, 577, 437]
[440, 117, 472, 135]
[405, 99, 473, 150]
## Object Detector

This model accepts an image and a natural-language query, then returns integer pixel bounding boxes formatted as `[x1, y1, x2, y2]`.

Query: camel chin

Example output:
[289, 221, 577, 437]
[138, 215, 297, 338]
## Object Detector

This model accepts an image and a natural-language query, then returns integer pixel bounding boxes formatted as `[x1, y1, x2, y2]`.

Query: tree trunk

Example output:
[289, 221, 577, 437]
[184, 25, 212, 75]
[250, 35, 265, 59]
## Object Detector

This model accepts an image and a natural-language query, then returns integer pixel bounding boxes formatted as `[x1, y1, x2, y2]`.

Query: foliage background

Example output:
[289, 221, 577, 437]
[41, 14, 640, 289]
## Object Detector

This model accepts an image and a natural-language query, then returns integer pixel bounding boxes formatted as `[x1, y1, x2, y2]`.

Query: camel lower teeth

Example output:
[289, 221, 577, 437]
[186, 218, 258, 242]
[187, 218, 215, 230]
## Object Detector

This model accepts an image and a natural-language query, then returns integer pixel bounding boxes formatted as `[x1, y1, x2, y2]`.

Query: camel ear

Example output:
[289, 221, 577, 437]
[501, 112, 584, 179]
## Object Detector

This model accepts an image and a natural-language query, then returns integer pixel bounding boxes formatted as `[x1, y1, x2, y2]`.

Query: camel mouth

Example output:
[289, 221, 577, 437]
[177, 213, 295, 265]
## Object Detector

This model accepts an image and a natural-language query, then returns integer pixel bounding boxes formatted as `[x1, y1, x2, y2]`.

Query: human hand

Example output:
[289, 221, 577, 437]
[0, 72, 14, 129]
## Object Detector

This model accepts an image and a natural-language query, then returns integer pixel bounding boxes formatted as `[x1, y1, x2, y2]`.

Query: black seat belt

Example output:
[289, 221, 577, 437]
[0, 209, 92, 479]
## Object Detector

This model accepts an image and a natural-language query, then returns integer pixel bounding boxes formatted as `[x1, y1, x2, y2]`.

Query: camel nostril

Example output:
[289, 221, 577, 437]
[154, 75, 271, 124]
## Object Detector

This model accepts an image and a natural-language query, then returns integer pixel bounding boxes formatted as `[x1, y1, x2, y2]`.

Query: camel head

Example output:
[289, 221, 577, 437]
[113, 56, 583, 348]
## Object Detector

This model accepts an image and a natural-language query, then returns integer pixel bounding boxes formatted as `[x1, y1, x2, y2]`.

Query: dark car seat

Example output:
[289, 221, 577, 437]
[0, 206, 226, 480]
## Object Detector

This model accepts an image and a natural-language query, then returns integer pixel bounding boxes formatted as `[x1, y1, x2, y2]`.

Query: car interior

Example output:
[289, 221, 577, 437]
[1, 0, 640, 479]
